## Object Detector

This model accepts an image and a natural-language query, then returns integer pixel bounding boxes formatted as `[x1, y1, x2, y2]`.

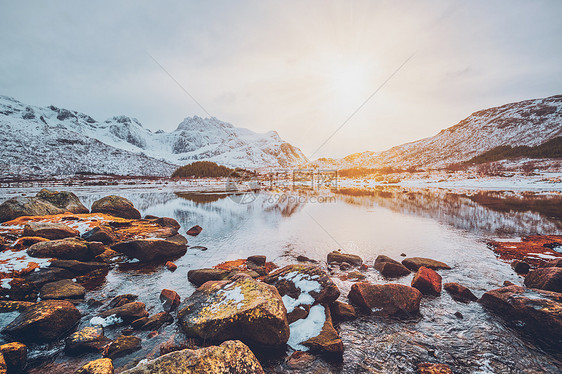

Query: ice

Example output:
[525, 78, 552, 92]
[279, 271, 321, 313]
[90, 314, 123, 327]
[287, 304, 326, 351]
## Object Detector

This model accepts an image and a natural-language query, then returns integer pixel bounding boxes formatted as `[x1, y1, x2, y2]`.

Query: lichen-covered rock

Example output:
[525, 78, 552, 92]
[35, 189, 89, 214]
[160, 289, 180, 312]
[178, 278, 289, 346]
[0, 301, 35, 312]
[264, 264, 340, 314]
[417, 362, 453, 373]
[65, 326, 111, 354]
[402, 257, 451, 271]
[40, 279, 86, 300]
[50, 259, 109, 275]
[327, 251, 362, 266]
[154, 217, 181, 231]
[0, 342, 26, 373]
[82, 225, 116, 244]
[121, 340, 264, 374]
[104, 335, 141, 359]
[0, 197, 65, 223]
[27, 237, 91, 261]
[348, 283, 422, 317]
[111, 235, 188, 262]
[3, 300, 81, 342]
[443, 282, 478, 303]
[479, 285, 562, 347]
[75, 358, 114, 374]
[524, 267, 562, 293]
[23, 221, 79, 240]
[374, 255, 411, 278]
[188, 268, 230, 287]
[0, 352, 6, 374]
[99, 302, 148, 322]
[91, 196, 141, 219]
[411, 266, 442, 296]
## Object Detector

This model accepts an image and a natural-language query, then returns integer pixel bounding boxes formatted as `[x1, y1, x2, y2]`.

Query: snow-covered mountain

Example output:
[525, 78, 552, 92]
[0, 96, 307, 178]
[312, 95, 562, 170]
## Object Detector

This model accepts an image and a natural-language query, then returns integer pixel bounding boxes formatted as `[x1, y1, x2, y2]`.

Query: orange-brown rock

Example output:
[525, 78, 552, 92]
[0, 342, 27, 373]
[186, 225, 202, 236]
[402, 257, 450, 271]
[327, 251, 362, 266]
[417, 362, 453, 373]
[330, 300, 357, 321]
[40, 279, 86, 300]
[374, 255, 411, 278]
[443, 282, 478, 303]
[75, 358, 114, 374]
[348, 283, 422, 317]
[99, 301, 148, 322]
[27, 237, 91, 261]
[104, 335, 141, 359]
[23, 221, 79, 240]
[165, 261, 177, 271]
[524, 267, 562, 293]
[411, 266, 442, 296]
[488, 235, 562, 267]
[303, 306, 343, 356]
[111, 235, 187, 262]
[65, 326, 111, 354]
[91, 196, 141, 219]
[160, 289, 180, 312]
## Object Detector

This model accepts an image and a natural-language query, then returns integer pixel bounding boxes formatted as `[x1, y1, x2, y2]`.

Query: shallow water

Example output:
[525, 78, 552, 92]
[0, 184, 561, 373]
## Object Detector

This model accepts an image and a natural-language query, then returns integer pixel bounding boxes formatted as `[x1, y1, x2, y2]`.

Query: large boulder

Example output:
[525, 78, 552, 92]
[65, 326, 111, 355]
[348, 283, 422, 317]
[35, 189, 89, 214]
[0, 197, 65, 222]
[0, 342, 27, 373]
[40, 279, 86, 300]
[90, 196, 141, 219]
[99, 302, 148, 322]
[479, 285, 561, 346]
[23, 221, 79, 240]
[374, 255, 411, 278]
[524, 267, 562, 293]
[75, 358, 114, 374]
[82, 225, 116, 244]
[443, 282, 478, 303]
[264, 264, 340, 317]
[121, 340, 264, 374]
[111, 235, 188, 262]
[402, 257, 451, 271]
[327, 251, 362, 266]
[178, 278, 289, 346]
[187, 268, 230, 287]
[411, 266, 442, 296]
[3, 300, 81, 342]
[27, 238, 91, 261]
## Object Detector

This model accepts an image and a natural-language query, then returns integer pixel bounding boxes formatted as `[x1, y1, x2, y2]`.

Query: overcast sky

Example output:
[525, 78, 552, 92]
[1, 1, 561, 159]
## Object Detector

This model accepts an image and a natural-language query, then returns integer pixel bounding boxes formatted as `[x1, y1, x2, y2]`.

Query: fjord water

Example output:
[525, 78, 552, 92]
[0, 184, 560, 373]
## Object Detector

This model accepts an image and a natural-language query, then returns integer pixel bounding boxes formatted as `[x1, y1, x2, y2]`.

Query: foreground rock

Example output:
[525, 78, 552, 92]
[27, 238, 91, 261]
[402, 257, 451, 271]
[3, 300, 81, 342]
[99, 302, 148, 322]
[187, 268, 230, 287]
[65, 326, 111, 354]
[40, 279, 86, 300]
[111, 235, 188, 262]
[411, 266, 442, 296]
[50, 259, 109, 275]
[23, 221, 79, 240]
[524, 267, 562, 293]
[104, 335, 141, 359]
[327, 251, 362, 266]
[178, 278, 289, 346]
[75, 358, 114, 374]
[417, 363, 453, 373]
[348, 283, 422, 317]
[302, 306, 343, 356]
[160, 289, 180, 312]
[479, 285, 562, 346]
[374, 255, 411, 278]
[91, 196, 141, 219]
[82, 225, 116, 244]
[121, 340, 264, 374]
[0, 197, 64, 223]
[0, 342, 27, 373]
[35, 189, 89, 214]
[443, 282, 478, 303]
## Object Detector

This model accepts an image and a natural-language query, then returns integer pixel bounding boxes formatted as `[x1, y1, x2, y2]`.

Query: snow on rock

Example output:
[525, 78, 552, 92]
[90, 314, 123, 327]
[287, 304, 326, 351]
[279, 271, 322, 313]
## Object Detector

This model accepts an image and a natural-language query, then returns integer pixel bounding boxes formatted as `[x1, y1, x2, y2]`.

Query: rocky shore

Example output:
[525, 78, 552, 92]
[0, 189, 560, 373]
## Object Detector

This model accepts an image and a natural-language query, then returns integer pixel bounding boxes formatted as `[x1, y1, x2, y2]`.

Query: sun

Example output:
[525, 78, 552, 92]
[328, 61, 371, 109]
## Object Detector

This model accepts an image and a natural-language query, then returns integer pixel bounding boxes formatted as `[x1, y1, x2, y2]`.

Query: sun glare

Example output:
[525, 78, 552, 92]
[328, 61, 371, 109]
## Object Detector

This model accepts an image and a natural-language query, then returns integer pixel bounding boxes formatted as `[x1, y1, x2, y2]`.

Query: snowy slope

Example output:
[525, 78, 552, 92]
[0, 96, 307, 178]
[317, 95, 562, 170]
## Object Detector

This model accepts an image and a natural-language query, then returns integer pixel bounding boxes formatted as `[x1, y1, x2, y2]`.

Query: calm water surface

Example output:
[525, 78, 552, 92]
[0, 184, 560, 373]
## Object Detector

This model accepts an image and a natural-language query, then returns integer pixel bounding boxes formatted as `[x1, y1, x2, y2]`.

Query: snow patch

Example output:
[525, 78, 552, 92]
[279, 271, 321, 313]
[287, 304, 326, 351]
[90, 314, 123, 327]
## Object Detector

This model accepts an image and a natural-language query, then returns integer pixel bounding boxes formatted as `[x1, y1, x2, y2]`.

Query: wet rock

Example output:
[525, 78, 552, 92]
[503, 280, 516, 287]
[178, 278, 289, 346]
[87, 242, 108, 256]
[0, 197, 65, 222]
[35, 189, 89, 214]
[154, 217, 181, 231]
[303, 306, 343, 356]
[348, 283, 422, 317]
[417, 363, 453, 373]
[286, 350, 315, 370]
[443, 282, 478, 303]
[0, 301, 35, 313]
[99, 302, 148, 322]
[0, 342, 26, 373]
[50, 259, 109, 274]
[104, 335, 141, 359]
[542, 258, 562, 268]
[3, 300, 81, 342]
[512, 260, 530, 274]
[136, 312, 173, 330]
[108, 294, 138, 308]
[454, 311, 464, 319]
[120, 340, 264, 374]
[165, 261, 177, 271]
[524, 267, 562, 293]
[24, 267, 74, 287]
[27, 237, 91, 261]
[296, 255, 317, 263]
[402, 257, 451, 271]
[479, 285, 562, 346]
[11, 236, 50, 249]
[329, 300, 357, 321]
[187, 268, 230, 287]
[339, 262, 352, 271]
[264, 264, 340, 308]
[411, 266, 442, 296]
[82, 225, 116, 244]
[0, 353, 5, 374]
[130, 317, 148, 329]
[65, 326, 111, 354]
[346, 271, 366, 280]
[40, 279, 86, 300]
[327, 251, 362, 266]
[287, 305, 310, 324]
[186, 225, 203, 236]
[91, 196, 141, 219]
[247, 255, 266, 266]
[95, 249, 121, 263]
[148, 331, 158, 339]
[75, 358, 114, 374]
[374, 255, 411, 278]
[23, 222, 79, 240]
[111, 234, 188, 262]
[160, 289, 180, 312]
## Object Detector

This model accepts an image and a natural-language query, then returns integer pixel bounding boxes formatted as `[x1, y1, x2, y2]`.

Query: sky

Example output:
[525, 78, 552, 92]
[1, 1, 561, 159]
